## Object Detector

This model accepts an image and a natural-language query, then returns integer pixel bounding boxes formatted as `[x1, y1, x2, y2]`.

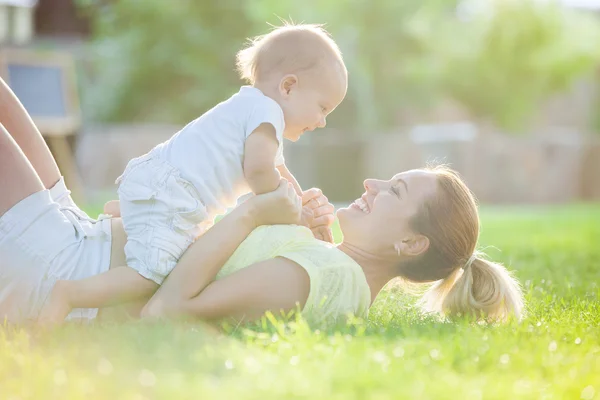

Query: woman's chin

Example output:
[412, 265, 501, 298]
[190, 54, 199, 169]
[336, 206, 362, 231]
[335, 206, 352, 220]
[337, 204, 365, 218]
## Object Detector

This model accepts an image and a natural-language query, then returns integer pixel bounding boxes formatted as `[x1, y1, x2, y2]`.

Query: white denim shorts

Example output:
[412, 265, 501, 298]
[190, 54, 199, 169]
[0, 178, 112, 325]
[116, 154, 210, 285]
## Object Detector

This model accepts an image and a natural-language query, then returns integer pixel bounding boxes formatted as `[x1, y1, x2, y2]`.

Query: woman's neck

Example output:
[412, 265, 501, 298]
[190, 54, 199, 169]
[337, 242, 397, 305]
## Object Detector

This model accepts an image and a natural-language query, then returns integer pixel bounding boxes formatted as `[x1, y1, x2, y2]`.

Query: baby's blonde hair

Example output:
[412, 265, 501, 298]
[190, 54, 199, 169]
[236, 23, 346, 85]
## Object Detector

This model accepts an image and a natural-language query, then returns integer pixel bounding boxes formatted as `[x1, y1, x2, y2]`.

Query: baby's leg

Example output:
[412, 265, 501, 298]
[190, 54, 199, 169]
[37, 267, 158, 326]
[0, 77, 61, 190]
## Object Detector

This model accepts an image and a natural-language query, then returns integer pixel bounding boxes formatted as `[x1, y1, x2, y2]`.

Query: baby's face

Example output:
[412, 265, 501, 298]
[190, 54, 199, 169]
[280, 64, 347, 142]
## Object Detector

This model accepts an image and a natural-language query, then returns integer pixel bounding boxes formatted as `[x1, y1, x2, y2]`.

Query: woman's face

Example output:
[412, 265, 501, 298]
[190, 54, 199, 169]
[336, 169, 438, 256]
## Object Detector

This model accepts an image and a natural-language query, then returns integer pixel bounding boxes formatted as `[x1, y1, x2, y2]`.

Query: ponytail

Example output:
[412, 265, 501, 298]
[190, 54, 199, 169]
[419, 253, 524, 322]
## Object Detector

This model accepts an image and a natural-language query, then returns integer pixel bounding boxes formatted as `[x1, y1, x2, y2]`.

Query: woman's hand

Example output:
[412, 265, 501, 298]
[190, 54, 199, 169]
[301, 188, 335, 243]
[246, 179, 302, 228]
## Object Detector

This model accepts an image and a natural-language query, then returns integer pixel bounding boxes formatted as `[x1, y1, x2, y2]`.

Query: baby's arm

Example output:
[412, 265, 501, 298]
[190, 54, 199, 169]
[277, 164, 325, 233]
[243, 123, 281, 194]
[37, 267, 157, 325]
[276, 163, 302, 196]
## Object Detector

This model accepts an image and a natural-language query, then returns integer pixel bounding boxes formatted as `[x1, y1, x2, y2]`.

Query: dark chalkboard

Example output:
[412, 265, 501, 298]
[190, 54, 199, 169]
[7, 64, 67, 117]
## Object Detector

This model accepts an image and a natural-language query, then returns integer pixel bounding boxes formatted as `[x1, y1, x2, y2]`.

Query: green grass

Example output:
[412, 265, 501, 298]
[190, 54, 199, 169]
[2, 204, 599, 399]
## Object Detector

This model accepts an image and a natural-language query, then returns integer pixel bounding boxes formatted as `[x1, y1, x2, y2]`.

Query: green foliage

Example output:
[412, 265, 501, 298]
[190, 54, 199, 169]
[2, 204, 600, 398]
[80, 0, 258, 123]
[79, 0, 600, 132]
[441, 0, 600, 131]
[79, 0, 459, 130]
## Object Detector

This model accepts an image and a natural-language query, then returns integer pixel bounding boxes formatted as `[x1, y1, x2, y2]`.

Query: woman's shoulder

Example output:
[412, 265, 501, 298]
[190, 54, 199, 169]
[275, 236, 371, 323]
[239, 225, 362, 279]
[217, 225, 315, 279]
[221, 224, 371, 326]
[243, 225, 315, 252]
[250, 224, 314, 240]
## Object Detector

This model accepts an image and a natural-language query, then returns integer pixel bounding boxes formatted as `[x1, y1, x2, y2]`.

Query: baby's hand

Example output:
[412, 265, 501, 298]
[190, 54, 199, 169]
[301, 188, 335, 243]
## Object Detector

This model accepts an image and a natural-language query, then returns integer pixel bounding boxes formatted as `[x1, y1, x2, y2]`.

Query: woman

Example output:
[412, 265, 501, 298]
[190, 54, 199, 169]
[140, 166, 524, 325]
[0, 78, 523, 327]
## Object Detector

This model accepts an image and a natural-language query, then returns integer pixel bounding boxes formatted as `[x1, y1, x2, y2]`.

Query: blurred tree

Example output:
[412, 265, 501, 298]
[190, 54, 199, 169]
[78, 0, 258, 123]
[78, 0, 600, 133]
[78, 0, 459, 130]
[440, 0, 600, 131]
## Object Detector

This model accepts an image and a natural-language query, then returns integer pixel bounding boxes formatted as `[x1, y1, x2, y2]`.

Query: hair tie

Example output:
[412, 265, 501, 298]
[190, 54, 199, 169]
[464, 253, 477, 270]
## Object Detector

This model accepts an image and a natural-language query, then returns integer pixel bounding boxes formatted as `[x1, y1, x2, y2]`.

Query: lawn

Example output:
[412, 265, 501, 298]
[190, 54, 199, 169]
[1, 204, 599, 399]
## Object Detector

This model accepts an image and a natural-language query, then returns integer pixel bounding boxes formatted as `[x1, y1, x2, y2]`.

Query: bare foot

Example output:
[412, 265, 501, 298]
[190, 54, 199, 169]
[103, 200, 121, 217]
[37, 280, 72, 327]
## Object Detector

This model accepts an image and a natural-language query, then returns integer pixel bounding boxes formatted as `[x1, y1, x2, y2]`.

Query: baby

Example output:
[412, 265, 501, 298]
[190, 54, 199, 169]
[38, 23, 348, 324]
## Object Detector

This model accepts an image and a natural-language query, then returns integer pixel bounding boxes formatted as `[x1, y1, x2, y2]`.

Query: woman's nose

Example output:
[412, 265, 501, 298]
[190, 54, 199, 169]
[364, 179, 384, 194]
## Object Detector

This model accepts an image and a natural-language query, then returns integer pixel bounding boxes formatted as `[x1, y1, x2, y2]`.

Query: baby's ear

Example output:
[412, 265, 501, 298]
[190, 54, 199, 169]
[280, 74, 298, 96]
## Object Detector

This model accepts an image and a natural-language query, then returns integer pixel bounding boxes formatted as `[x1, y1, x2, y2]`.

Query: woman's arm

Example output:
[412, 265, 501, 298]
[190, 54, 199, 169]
[101, 189, 335, 241]
[141, 180, 301, 318]
[152, 257, 310, 322]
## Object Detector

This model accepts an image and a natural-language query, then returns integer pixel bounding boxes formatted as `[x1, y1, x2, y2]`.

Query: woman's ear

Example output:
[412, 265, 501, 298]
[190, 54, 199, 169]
[395, 234, 430, 257]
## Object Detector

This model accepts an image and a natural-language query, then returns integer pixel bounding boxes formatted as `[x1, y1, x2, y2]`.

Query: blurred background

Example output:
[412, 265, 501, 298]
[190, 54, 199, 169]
[2, 0, 600, 206]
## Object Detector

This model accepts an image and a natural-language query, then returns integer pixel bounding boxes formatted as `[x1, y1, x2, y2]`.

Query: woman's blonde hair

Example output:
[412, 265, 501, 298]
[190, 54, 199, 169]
[399, 166, 524, 322]
[236, 22, 346, 85]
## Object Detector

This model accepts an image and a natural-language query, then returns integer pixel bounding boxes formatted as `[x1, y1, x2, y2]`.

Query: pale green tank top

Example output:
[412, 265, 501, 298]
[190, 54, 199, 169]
[216, 225, 371, 327]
